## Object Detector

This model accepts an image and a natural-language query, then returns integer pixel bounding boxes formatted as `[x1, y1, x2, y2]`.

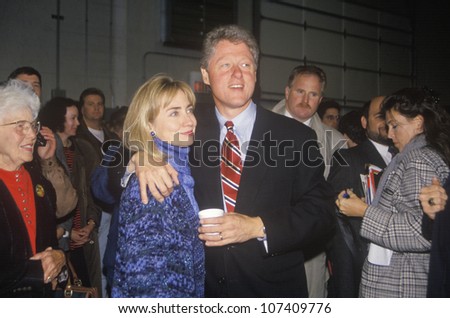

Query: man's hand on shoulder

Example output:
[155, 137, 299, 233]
[129, 152, 179, 204]
[419, 177, 447, 220]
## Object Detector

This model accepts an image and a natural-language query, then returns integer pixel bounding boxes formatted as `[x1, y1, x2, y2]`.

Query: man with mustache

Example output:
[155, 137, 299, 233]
[272, 65, 346, 297]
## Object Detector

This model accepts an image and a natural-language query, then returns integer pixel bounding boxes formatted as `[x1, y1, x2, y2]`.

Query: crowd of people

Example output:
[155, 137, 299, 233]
[1, 24, 449, 298]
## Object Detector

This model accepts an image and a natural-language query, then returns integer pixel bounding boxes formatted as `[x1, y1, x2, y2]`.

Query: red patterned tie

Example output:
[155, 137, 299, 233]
[221, 121, 242, 212]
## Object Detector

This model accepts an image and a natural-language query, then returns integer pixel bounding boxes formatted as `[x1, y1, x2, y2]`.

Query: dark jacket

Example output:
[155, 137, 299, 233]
[55, 135, 103, 296]
[76, 121, 118, 213]
[427, 177, 450, 297]
[326, 139, 387, 297]
[190, 105, 336, 297]
[0, 162, 58, 297]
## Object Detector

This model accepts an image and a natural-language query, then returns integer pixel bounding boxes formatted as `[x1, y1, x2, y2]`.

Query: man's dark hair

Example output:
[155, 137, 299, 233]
[79, 87, 106, 110]
[338, 110, 367, 145]
[361, 100, 371, 119]
[8, 66, 42, 87]
[317, 99, 341, 119]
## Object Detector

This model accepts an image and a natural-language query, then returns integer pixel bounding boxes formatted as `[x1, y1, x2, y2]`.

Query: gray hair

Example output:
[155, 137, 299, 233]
[0, 79, 40, 121]
[200, 24, 260, 70]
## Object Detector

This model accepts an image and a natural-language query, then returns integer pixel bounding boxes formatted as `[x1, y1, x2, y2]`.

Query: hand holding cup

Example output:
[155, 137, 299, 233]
[198, 208, 224, 236]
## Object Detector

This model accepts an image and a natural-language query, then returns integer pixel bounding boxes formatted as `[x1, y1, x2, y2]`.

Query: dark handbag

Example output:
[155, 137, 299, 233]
[55, 260, 99, 298]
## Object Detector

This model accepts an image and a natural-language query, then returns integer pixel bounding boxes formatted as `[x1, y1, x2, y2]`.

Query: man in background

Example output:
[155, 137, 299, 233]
[327, 96, 393, 297]
[272, 65, 346, 297]
[77, 87, 117, 297]
[318, 99, 341, 130]
[8, 66, 42, 98]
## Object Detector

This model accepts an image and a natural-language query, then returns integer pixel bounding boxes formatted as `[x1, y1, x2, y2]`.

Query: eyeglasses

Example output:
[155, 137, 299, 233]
[325, 115, 340, 121]
[0, 120, 41, 135]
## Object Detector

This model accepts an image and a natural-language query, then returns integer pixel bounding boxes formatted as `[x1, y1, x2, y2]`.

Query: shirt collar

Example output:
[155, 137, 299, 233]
[369, 139, 392, 164]
[215, 101, 257, 140]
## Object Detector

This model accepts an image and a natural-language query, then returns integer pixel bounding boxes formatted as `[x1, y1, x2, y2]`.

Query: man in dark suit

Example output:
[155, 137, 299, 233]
[133, 24, 335, 297]
[326, 96, 394, 297]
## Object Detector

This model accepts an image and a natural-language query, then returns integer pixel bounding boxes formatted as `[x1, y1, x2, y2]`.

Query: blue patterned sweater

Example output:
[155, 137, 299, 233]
[112, 138, 204, 297]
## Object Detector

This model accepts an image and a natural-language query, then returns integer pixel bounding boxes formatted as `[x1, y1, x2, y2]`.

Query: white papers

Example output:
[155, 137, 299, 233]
[361, 164, 393, 266]
[367, 243, 393, 265]
[360, 164, 382, 204]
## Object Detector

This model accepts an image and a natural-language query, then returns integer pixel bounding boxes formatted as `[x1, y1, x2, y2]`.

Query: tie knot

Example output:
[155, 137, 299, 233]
[225, 121, 235, 132]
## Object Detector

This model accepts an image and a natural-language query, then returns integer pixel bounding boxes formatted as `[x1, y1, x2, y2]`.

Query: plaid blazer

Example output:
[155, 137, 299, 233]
[360, 135, 449, 297]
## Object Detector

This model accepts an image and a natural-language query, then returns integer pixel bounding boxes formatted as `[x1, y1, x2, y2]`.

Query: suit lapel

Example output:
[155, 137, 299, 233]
[362, 140, 387, 170]
[361, 140, 388, 189]
[235, 107, 269, 214]
[191, 105, 223, 209]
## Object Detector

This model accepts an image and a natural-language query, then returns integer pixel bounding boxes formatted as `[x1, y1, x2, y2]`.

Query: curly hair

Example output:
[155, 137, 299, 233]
[381, 87, 450, 166]
[39, 97, 79, 133]
[0, 79, 40, 121]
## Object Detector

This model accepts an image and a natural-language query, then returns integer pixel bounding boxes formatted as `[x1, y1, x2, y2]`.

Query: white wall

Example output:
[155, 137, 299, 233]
[257, 0, 413, 109]
[1, 0, 447, 110]
[0, 0, 113, 104]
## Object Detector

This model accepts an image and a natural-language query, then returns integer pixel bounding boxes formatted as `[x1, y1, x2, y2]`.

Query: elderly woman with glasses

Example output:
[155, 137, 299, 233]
[336, 87, 450, 297]
[0, 80, 66, 297]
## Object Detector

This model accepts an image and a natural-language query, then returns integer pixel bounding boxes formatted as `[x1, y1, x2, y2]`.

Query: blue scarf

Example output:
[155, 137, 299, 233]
[153, 137, 198, 212]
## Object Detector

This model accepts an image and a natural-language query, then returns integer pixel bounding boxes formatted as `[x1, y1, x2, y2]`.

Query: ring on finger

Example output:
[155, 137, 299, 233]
[428, 198, 436, 206]
[219, 233, 223, 240]
[46, 276, 52, 282]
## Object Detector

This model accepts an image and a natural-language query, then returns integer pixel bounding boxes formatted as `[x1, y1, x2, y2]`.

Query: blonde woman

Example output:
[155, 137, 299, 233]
[112, 75, 204, 297]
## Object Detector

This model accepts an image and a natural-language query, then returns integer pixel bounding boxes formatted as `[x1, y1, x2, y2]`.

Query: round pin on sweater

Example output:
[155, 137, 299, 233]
[35, 184, 45, 197]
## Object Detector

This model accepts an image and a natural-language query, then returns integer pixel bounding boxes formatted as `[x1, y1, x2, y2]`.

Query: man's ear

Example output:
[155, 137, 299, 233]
[200, 67, 210, 86]
[361, 116, 368, 129]
[284, 86, 290, 101]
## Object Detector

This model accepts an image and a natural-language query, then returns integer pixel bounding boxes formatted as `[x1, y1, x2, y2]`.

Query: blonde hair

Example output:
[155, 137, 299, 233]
[123, 74, 196, 164]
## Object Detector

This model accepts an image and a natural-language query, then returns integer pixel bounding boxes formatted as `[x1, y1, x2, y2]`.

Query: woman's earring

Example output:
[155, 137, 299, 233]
[150, 131, 156, 138]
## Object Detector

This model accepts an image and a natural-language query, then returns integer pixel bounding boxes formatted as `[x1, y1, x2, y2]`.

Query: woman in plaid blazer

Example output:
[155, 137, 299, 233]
[336, 87, 450, 297]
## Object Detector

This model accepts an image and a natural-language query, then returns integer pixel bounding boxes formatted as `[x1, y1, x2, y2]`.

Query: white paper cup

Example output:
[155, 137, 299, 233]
[198, 208, 224, 219]
[198, 208, 224, 235]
